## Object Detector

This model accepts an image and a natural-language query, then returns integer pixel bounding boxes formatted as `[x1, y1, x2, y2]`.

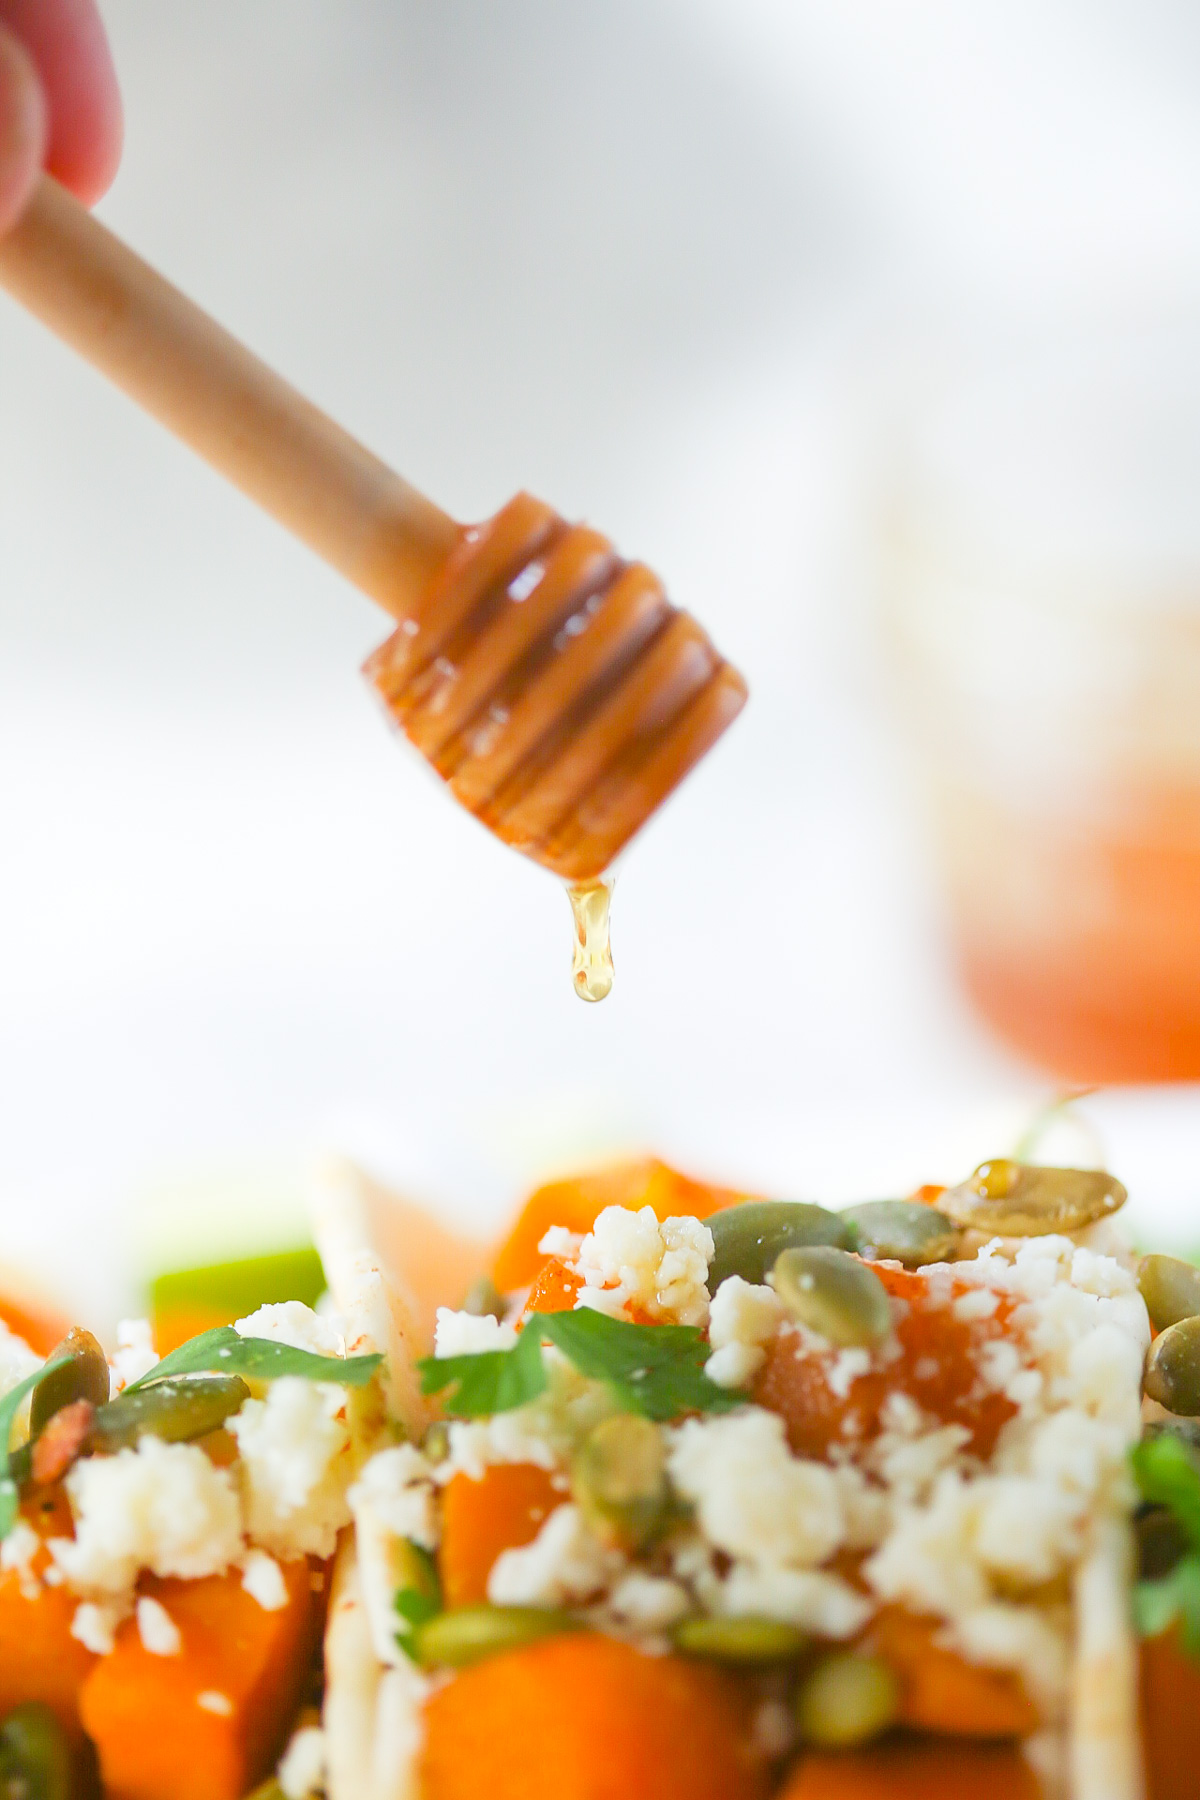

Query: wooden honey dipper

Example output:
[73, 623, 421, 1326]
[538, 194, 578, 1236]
[0, 178, 747, 983]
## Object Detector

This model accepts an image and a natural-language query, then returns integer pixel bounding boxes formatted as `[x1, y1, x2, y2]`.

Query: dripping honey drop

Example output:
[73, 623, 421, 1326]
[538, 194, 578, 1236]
[568, 879, 614, 1003]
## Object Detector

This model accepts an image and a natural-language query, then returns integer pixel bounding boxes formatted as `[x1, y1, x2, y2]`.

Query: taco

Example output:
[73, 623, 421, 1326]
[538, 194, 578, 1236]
[0, 1150, 1196, 1799]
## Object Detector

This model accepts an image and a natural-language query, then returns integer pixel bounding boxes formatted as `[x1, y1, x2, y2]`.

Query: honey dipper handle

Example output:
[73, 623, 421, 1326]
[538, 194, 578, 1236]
[0, 176, 462, 617]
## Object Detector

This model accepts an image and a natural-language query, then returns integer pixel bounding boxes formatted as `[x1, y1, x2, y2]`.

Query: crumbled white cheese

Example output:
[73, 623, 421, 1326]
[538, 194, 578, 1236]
[108, 1319, 158, 1394]
[667, 1409, 844, 1569]
[278, 1724, 327, 1800]
[705, 1278, 783, 1388]
[573, 1206, 713, 1327]
[348, 1444, 436, 1550]
[433, 1309, 518, 1358]
[52, 1437, 242, 1602]
[0, 1323, 40, 1400]
[235, 1301, 345, 1359]
[715, 1560, 873, 1638]
[953, 1287, 1000, 1321]
[229, 1377, 352, 1560]
[488, 1503, 622, 1607]
[954, 1603, 1070, 1714]
[137, 1594, 182, 1656]
[825, 1347, 872, 1400]
[0, 1519, 42, 1601]
[854, 1233, 1149, 1710]
[242, 1548, 289, 1611]
[71, 1600, 125, 1656]
[703, 1343, 760, 1389]
[604, 1570, 692, 1632]
[538, 1226, 583, 1260]
[197, 1690, 233, 1716]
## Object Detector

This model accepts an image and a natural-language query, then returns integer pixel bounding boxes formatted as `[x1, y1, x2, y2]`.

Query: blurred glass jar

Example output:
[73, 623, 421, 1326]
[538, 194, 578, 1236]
[881, 325, 1200, 1082]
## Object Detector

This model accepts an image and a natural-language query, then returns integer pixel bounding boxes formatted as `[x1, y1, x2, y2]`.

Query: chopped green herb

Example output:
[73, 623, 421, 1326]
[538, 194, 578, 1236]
[1136, 1553, 1200, 1656]
[393, 1539, 443, 1662]
[418, 1306, 746, 1423]
[419, 1322, 546, 1418]
[1133, 1434, 1200, 1550]
[0, 1356, 71, 1540]
[540, 1308, 744, 1421]
[125, 1325, 381, 1394]
[1132, 1434, 1200, 1660]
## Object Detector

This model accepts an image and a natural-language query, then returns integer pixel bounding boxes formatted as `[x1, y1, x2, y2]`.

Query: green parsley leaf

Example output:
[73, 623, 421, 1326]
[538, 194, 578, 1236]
[0, 1355, 71, 1540]
[416, 1307, 746, 1423]
[419, 1323, 546, 1418]
[1132, 1434, 1200, 1552]
[538, 1308, 744, 1422]
[125, 1325, 381, 1394]
[1136, 1553, 1200, 1657]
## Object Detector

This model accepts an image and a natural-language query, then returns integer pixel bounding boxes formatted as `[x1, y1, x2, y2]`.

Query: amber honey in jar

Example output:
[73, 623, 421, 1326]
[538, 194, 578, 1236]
[882, 327, 1200, 1082]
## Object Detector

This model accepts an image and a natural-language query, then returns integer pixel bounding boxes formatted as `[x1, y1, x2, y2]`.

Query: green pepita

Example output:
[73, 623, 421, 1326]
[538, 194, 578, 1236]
[413, 1605, 579, 1669]
[29, 1329, 110, 1436]
[90, 1375, 250, 1452]
[461, 1276, 506, 1322]
[0, 1703, 71, 1800]
[393, 1538, 443, 1650]
[840, 1200, 961, 1269]
[707, 1202, 854, 1293]
[796, 1652, 899, 1748]
[1144, 1317, 1200, 1417]
[421, 1421, 451, 1465]
[770, 1247, 892, 1348]
[673, 1615, 808, 1663]
[939, 1160, 1126, 1237]
[1139, 1255, 1200, 1333]
[571, 1414, 667, 1553]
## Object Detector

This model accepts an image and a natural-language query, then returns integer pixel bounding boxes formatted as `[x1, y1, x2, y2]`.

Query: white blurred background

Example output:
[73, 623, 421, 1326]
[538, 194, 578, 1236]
[5, 0, 1200, 1326]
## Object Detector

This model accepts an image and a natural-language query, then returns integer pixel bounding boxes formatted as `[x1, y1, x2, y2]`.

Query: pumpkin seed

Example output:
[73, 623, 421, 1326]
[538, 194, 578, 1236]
[796, 1652, 899, 1748]
[939, 1160, 1126, 1237]
[1139, 1255, 1200, 1333]
[0, 1703, 71, 1800]
[840, 1200, 961, 1269]
[462, 1276, 506, 1322]
[770, 1247, 892, 1348]
[707, 1202, 853, 1293]
[90, 1375, 250, 1451]
[413, 1604, 579, 1669]
[673, 1615, 808, 1663]
[29, 1329, 109, 1435]
[421, 1421, 451, 1464]
[1144, 1317, 1200, 1416]
[571, 1414, 667, 1553]
[393, 1538, 443, 1649]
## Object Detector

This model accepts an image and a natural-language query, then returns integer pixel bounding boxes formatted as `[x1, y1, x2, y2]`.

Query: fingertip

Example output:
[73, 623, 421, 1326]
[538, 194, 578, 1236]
[0, 22, 45, 234]
[42, 0, 122, 204]
[1, 0, 122, 205]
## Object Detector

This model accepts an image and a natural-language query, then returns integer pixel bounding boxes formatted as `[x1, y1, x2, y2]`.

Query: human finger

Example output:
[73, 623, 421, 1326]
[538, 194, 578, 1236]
[0, 21, 44, 234]
[0, 0, 121, 204]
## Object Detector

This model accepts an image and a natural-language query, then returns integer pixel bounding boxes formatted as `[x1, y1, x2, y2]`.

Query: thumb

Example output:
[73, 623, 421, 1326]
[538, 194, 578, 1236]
[0, 22, 45, 235]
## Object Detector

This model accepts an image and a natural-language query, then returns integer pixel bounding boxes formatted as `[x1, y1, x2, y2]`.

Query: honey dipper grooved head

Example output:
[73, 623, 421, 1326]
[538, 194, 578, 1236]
[363, 492, 748, 881]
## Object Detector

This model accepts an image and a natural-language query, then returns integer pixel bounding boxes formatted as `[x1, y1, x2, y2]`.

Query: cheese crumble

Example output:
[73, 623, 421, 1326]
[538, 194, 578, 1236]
[108, 1318, 158, 1394]
[572, 1206, 713, 1327]
[51, 1437, 242, 1603]
[137, 1594, 182, 1656]
[230, 1377, 353, 1560]
[234, 1301, 346, 1359]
